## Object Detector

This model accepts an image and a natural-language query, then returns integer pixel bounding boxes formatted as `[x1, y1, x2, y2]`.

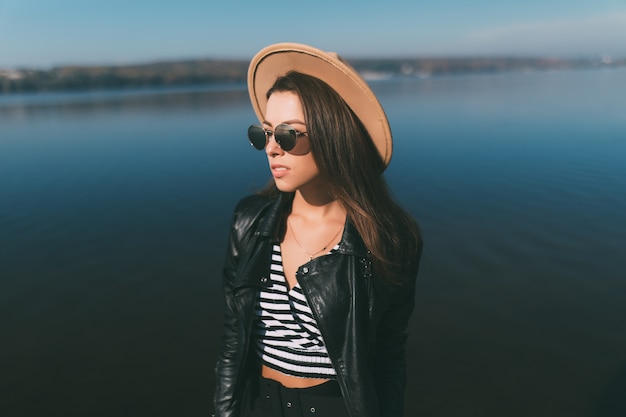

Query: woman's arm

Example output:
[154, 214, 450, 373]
[213, 195, 272, 417]
[373, 285, 416, 416]
[213, 209, 243, 417]
[374, 243, 422, 417]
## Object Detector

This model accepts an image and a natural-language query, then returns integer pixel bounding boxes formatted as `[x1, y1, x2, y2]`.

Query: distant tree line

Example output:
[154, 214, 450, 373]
[1, 56, 623, 94]
[0, 59, 249, 94]
[350, 56, 607, 75]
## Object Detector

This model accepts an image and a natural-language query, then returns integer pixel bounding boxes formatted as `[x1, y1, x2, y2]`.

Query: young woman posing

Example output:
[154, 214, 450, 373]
[214, 43, 423, 417]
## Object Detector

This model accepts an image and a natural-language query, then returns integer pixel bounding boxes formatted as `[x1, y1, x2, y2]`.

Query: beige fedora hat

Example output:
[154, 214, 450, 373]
[247, 42, 392, 166]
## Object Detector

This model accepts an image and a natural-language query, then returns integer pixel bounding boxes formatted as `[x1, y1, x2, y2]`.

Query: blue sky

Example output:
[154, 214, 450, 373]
[1, 0, 625, 68]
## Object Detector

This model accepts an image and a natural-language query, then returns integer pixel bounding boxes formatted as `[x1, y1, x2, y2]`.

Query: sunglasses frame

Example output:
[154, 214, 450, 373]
[247, 124, 308, 152]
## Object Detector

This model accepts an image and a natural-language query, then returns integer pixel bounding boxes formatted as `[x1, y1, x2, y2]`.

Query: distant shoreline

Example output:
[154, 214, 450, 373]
[1, 56, 624, 95]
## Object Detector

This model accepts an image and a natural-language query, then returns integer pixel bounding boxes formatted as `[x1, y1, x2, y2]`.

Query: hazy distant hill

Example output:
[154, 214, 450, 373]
[0, 59, 248, 94]
[1, 56, 622, 94]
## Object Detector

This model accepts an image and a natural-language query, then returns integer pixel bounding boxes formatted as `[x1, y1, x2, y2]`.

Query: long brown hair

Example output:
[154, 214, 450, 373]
[261, 71, 422, 285]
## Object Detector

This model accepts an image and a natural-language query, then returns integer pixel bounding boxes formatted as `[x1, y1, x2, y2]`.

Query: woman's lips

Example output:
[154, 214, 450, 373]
[270, 164, 289, 178]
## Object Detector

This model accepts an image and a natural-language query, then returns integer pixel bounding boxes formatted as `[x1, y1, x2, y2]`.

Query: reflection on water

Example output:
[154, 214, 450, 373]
[0, 84, 249, 121]
[1, 69, 626, 417]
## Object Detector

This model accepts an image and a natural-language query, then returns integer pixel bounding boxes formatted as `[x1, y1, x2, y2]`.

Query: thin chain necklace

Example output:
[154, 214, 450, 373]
[287, 218, 343, 261]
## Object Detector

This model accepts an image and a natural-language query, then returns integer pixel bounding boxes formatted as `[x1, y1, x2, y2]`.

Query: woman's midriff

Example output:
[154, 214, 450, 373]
[261, 364, 330, 388]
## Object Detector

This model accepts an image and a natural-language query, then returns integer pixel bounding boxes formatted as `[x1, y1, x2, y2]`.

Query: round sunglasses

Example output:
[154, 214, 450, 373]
[247, 124, 308, 152]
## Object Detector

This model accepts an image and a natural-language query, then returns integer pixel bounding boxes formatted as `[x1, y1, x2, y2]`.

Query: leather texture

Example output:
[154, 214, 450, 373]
[213, 193, 422, 417]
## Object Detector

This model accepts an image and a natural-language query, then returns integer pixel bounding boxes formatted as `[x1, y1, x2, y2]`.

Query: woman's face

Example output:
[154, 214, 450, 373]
[263, 91, 322, 193]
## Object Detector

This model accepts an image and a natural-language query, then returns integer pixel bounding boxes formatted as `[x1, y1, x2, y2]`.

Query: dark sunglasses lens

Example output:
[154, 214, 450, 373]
[274, 125, 297, 151]
[247, 125, 267, 150]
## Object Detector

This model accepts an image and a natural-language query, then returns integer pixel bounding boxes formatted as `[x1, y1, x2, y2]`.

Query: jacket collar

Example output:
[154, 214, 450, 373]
[257, 193, 370, 259]
[257, 192, 287, 239]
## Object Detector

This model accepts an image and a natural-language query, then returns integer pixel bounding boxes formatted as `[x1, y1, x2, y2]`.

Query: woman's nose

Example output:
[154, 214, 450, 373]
[265, 135, 283, 156]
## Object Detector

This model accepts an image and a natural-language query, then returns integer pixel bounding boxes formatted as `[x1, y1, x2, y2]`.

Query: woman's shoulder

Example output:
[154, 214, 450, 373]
[228, 192, 283, 234]
[231, 193, 275, 221]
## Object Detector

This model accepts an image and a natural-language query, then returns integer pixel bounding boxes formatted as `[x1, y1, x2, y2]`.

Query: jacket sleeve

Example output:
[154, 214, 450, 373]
[374, 243, 423, 417]
[213, 207, 244, 417]
[213, 194, 272, 417]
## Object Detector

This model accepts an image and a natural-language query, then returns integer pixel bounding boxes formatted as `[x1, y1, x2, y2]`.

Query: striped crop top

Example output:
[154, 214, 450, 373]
[253, 243, 338, 379]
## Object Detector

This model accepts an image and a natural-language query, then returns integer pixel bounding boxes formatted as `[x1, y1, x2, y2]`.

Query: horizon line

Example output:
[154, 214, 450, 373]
[2, 52, 625, 71]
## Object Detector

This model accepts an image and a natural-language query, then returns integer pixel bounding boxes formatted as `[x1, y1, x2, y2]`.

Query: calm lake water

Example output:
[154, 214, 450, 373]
[1, 69, 625, 417]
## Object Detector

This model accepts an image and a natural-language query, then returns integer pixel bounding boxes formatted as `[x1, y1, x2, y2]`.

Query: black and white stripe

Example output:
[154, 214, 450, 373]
[254, 244, 337, 379]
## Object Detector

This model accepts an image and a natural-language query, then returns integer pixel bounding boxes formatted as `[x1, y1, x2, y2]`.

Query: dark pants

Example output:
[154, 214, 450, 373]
[242, 376, 350, 417]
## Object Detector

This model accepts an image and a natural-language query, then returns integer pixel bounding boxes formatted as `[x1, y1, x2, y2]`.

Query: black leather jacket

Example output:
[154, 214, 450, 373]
[213, 193, 421, 417]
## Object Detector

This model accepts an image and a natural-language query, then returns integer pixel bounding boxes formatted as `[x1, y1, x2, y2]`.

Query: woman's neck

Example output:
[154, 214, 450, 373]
[291, 189, 346, 222]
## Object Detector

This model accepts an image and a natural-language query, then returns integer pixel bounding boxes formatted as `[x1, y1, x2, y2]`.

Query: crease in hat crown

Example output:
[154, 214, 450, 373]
[247, 42, 393, 166]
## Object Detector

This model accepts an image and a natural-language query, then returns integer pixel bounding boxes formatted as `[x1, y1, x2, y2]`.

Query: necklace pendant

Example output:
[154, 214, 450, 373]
[287, 217, 343, 264]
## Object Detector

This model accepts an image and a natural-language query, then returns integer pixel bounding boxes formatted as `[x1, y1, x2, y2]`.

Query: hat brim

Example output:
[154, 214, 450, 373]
[247, 43, 392, 166]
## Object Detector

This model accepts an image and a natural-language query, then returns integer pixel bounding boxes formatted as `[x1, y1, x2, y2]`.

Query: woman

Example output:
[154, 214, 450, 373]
[214, 43, 422, 417]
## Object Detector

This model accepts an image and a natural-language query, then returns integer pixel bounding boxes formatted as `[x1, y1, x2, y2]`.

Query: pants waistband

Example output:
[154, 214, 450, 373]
[243, 376, 349, 416]
[259, 376, 342, 397]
